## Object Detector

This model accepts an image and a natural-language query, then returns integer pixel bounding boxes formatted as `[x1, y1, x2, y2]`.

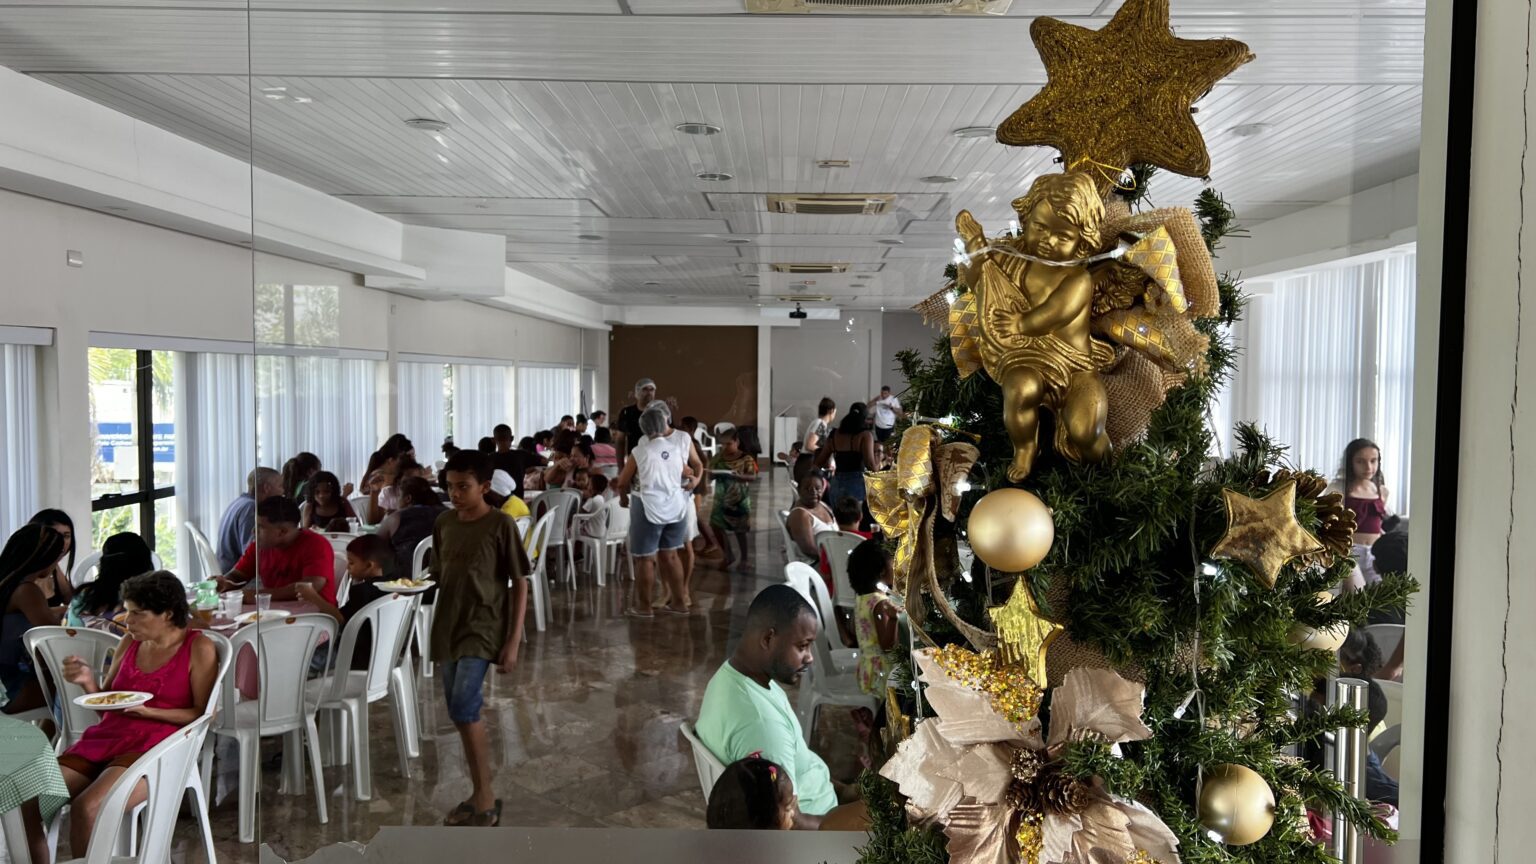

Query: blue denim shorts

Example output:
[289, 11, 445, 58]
[628, 497, 687, 558]
[440, 657, 492, 725]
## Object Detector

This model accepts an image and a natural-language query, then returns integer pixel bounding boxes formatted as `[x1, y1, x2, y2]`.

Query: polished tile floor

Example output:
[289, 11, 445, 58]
[167, 478, 861, 863]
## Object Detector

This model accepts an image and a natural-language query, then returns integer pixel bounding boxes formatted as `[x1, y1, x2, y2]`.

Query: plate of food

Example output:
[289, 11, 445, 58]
[74, 691, 153, 711]
[377, 578, 435, 594]
[234, 610, 292, 625]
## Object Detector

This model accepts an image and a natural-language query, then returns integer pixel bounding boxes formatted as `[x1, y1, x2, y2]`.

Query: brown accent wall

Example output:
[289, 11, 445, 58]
[607, 325, 758, 427]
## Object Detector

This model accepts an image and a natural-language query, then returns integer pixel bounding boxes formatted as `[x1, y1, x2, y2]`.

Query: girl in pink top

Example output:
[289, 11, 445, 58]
[48, 571, 218, 858]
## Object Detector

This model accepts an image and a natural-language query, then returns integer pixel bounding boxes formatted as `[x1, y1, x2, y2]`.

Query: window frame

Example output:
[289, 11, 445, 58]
[90, 348, 175, 541]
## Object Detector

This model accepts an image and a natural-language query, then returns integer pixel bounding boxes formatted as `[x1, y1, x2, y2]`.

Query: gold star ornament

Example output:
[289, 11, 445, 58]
[987, 580, 1061, 687]
[1210, 480, 1325, 589]
[996, 0, 1254, 182]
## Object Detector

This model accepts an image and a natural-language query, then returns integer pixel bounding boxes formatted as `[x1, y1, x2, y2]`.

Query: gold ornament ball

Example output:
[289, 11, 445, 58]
[1198, 763, 1276, 846]
[1287, 591, 1349, 652]
[968, 488, 1055, 572]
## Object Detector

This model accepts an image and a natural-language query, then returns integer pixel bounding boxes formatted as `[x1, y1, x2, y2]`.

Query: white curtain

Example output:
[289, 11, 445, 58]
[451, 364, 514, 445]
[180, 352, 255, 573]
[0, 344, 39, 532]
[1228, 247, 1416, 512]
[256, 354, 379, 489]
[516, 365, 578, 437]
[399, 362, 448, 454]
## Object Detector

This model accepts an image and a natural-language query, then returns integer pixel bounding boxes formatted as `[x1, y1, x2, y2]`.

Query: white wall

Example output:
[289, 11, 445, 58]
[768, 310, 940, 436]
[881, 311, 937, 386]
[0, 188, 606, 534]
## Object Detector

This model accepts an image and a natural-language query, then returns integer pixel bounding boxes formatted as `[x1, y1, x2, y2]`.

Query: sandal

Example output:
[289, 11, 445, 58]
[624, 607, 655, 619]
[470, 799, 502, 827]
[443, 801, 476, 826]
[659, 605, 690, 617]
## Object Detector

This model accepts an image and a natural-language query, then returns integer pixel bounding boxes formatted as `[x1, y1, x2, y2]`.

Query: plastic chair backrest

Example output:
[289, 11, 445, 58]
[81, 714, 212, 864]
[605, 496, 630, 540]
[219, 614, 335, 733]
[777, 510, 810, 564]
[783, 562, 841, 666]
[411, 536, 432, 581]
[333, 552, 351, 607]
[199, 630, 233, 720]
[325, 593, 418, 703]
[535, 489, 582, 543]
[23, 626, 121, 748]
[185, 522, 222, 582]
[298, 500, 311, 524]
[348, 495, 373, 523]
[816, 530, 863, 608]
[70, 551, 104, 588]
[680, 720, 726, 798]
[526, 511, 557, 579]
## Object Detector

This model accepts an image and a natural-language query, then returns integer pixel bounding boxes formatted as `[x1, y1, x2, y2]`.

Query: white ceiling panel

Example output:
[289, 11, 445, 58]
[1, 2, 1425, 307]
[0, 9, 1423, 85]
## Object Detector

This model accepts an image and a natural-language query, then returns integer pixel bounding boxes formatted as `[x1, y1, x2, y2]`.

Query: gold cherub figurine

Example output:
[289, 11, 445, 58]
[957, 171, 1114, 481]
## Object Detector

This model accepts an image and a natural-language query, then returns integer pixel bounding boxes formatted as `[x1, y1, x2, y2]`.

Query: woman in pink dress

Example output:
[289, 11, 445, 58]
[50, 570, 218, 856]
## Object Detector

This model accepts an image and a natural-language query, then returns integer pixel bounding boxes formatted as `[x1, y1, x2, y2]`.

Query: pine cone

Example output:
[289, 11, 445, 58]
[1036, 768, 1090, 816]
[1006, 779, 1038, 812]
[1011, 748, 1044, 783]
[1305, 492, 1357, 566]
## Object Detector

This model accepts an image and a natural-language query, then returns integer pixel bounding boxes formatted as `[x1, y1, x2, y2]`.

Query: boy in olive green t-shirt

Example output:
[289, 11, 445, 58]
[430, 450, 530, 827]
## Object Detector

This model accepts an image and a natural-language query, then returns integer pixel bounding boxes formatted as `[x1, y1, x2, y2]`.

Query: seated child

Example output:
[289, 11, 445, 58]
[846, 538, 898, 696]
[296, 534, 396, 671]
[578, 475, 612, 539]
[706, 755, 798, 830]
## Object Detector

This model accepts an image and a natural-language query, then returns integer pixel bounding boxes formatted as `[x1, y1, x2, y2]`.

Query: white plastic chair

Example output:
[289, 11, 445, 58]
[70, 551, 164, 587]
[23, 626, 122, 753]
[694, 426, 718, 460]
[411, 536, 436, 680]
[348, 494, 374, 525]
[603, 497, 633, 582]
[778, 510, 815, 566]
[185, 522, 222, 582]
[203, 614, 335, 843]
[816, 530, 864, 610]
[311, 593, 420, 801]
[54, 714, 213, 864]
[298, 500, 311, 525]
[680, 720, 726, 800]
[523, 511, 556, 633]
[783, 562, 879, 742]
[573, 498, 625, 587]
[334, 551, 352, 607]
[534, 488, 583, 587]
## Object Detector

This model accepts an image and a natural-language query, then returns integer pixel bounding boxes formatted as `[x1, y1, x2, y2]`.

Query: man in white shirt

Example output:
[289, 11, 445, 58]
[869, 385, 904, 443]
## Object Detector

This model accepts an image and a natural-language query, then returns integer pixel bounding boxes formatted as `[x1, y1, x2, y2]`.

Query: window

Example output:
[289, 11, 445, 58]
[88, 347, 179, 567]
[0, 340, 41, 531]
[1224, 246, 1417, 512]
[451, 363, 515, 444]
[178, 351, 255, 577]
[517, 365, 579, 436]
[399, 362, 450, 456]
[256, 354, 379, 489]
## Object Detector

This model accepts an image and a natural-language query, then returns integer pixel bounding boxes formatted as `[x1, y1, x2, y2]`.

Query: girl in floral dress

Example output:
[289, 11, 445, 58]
[846, 538, 899, 695]
[708, 429, 759, 572]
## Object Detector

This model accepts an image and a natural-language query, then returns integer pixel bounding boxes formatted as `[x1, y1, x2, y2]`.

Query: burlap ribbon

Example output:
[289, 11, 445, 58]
[867, 426, 988, 650]
[883, 651, 1181, 864]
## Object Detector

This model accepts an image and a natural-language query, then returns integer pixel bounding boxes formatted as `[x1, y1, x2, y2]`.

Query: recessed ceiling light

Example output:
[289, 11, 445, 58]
[675, 122, 723, 136]
[1228, 122, 1271, 138]
[724, 238, 752, 244]
[816, 159, 851, 169]
[435, 153, 450, 164]
[952, 126, 996, 139]
[262, 92, 285, 100]
[876, 239, 905, 246]
[404, 118, 451, 132]
[260, 86, 286, 93]
[577, 234, 604, 241]
[291, 96, 314, 104]
[696, 172, 734, 182]
[920, 175, 959, 184]
[643, 281, 662, 286]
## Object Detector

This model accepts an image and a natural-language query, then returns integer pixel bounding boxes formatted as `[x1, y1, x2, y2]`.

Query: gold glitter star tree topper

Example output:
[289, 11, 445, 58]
[996, 0, 1254, 185]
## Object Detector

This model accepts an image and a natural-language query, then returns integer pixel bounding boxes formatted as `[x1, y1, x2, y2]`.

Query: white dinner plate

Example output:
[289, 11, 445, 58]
[73, 691, 153, 711]
[377, 579, 435, 595]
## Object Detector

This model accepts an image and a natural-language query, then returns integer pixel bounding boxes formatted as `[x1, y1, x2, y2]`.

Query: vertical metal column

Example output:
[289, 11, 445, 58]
[1331, 677, 1369, 864]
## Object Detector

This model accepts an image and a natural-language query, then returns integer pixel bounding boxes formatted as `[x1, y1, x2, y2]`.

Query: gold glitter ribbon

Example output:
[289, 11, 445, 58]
[949, 291, 984, 379]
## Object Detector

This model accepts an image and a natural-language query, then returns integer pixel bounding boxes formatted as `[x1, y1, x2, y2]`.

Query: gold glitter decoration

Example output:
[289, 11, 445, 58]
[913, 286, 954, 328]
[1011, 747, 1044, 783]
[949, 290, 984, 379]
[931, 644, 1043, 727]
[1127, 852, 1158, 864]
[988, 579, 1061, 688]
[1209, 480, 1325, 589]
[995, 0, 1254, 184]
[1014, 811, 1044, 864]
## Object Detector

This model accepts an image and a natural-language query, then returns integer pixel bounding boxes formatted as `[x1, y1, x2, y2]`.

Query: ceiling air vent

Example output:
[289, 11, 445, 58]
[767, 193, 894, 215]
[777, 294, 834, 303]
[770, 263, 850, 274]
[746, 0, 1013, 13]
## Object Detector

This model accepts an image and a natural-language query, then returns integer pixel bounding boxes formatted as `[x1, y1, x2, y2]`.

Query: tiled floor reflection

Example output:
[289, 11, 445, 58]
[172, 478, 862, 862]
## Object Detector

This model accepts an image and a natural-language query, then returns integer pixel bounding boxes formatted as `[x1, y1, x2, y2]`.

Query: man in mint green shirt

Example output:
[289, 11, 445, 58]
[696, 584, 839, 825]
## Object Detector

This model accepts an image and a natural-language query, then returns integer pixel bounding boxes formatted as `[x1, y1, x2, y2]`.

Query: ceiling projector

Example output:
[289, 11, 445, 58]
[789, 303, 809, 320]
